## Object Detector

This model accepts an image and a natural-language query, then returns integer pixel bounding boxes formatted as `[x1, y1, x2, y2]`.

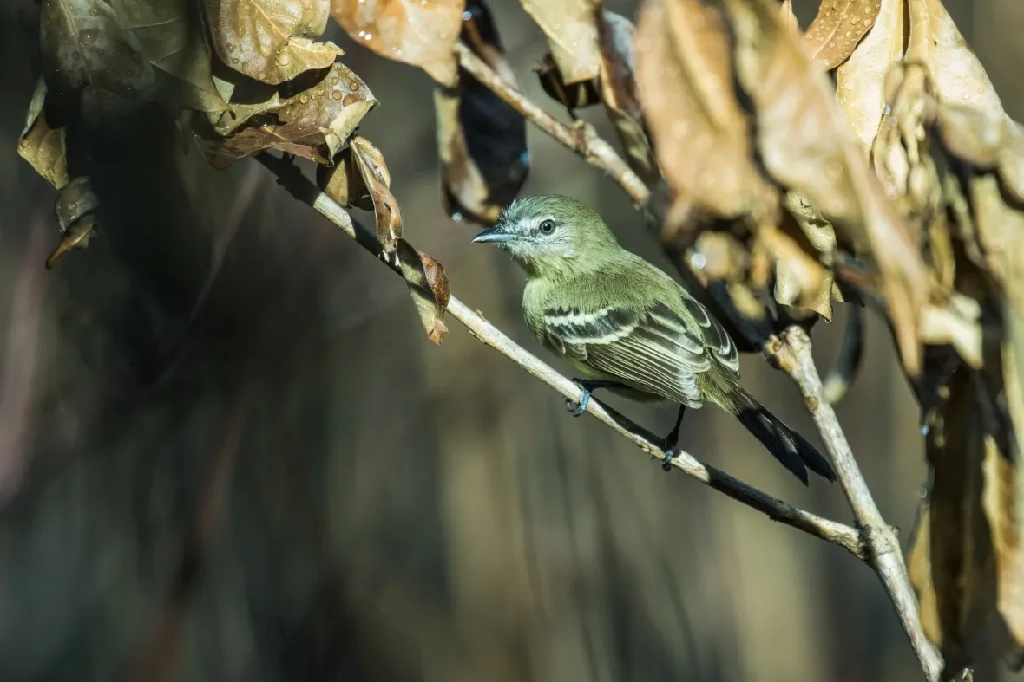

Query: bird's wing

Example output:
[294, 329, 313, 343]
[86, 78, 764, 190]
[541, 301, 716, 407]
[677, 295, 740, 375]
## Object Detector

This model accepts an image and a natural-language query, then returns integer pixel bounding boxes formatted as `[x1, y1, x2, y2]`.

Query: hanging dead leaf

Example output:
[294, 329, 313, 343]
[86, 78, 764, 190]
[534, 53, 601, 113]
[39, 0, 227, 124]
[396, 239, 450, 343]
[317, 146, 373, 210]
[204, 0, 341, 85]
[47, 176, 100, 269]
[633, 0, 776, 223]
[720, 0, 928, 372]
[911, 367, 1024, 671]
[351, 136, 402, 251]
[906, 0, 1005, 120]
[598, 10, 659, 187]
[802, 0, 882, 70]
[197, 61, 376, 168]
[520, 0, 601, 85]
[17, 79, 69, 190]
[435, 0, 528, 225]
[331, 0, 464, 86]
[836, 0, 905, 154]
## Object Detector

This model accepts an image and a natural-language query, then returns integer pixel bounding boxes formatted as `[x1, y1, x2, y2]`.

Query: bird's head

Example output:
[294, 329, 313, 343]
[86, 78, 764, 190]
[471, 195, 619, 276]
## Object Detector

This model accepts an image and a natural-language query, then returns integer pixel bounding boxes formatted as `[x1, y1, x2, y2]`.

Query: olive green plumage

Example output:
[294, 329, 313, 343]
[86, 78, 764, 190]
[472, 194, 835, 485]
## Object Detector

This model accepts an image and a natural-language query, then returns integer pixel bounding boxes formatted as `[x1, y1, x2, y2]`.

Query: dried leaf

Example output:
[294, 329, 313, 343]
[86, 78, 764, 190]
[760, 224, 833, 320]
[906, 0, 1005, 120]
[204, 0, 342, 85]
[520, 0, 600, 85]
[802, 0, 882, 70]
[598, 11, 659, 187]
[17, 79, 68, 189]
[47, 176, 100, 269]
[197, 61, 376, 168]
[436, 0, 529, 225]
[351, 136, 402, 251]
[634, 0, 776, 222]
[912, 367, 1024, 670]
[40, 0, 227, 123]
[317, 146, 374, 210]
[331, 0, 464, 86]
[836, 0, 905, 153]
[396, 239, 450, 343]
[721, 0, 928, 372]
[534, 53, 601, 112]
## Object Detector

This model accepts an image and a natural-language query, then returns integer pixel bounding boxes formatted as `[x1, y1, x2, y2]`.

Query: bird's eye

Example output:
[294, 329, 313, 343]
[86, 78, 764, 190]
[539, 219, 556, 235]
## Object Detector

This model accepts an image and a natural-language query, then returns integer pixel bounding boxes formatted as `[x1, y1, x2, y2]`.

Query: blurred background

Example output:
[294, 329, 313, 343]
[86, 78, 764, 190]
[0, 0, 1020, 680]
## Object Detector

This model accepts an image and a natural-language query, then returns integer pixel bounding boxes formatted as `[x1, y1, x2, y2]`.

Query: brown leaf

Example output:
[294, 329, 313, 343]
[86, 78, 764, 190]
[598, 11, 659, 187]
[397, 240, 450, 343]
[47, 176, 100, 269]
[721, 0, 928, 372]
[436, 0, 529, 225]
[331, 0, 464, 86]
[39, 0, 227, 123]
[906, 0, 1005, 120]
[17, 79, 69, 190]
[197, 61, 377, 168]
[351, 136, 402, 251]
[204, 0, 341, 85]
[836, 0, 905, 154]
[634, 0, 776, 222]
[802, 0, 882, 70]
[911, 367, 1024, 670]
[317, 146, 374, 210]
[534, 53, 601, 112]
[520, 0, 601, 85]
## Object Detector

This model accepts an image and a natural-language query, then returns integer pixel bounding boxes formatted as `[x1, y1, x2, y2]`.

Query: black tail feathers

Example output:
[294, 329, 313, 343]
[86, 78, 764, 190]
[731, 387, 836, 485]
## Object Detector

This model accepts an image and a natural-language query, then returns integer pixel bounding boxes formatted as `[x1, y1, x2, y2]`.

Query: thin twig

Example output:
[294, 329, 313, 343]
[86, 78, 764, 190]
[454, 42, 651, 206]
[767, 327, 943, 681]
[257, 152, 868, 560]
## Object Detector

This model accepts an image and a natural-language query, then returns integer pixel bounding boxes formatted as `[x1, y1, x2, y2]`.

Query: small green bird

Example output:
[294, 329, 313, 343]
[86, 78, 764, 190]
[472, 194, 836, 485]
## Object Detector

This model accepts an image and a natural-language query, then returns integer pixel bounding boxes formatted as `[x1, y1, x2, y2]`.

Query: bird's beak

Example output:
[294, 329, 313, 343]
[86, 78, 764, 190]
[471, 227, 516, 244]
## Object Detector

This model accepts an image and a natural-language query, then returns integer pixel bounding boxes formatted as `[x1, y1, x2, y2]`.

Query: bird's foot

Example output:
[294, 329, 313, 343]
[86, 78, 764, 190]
[661, 449, 677, 472]
[565, 388, 592, 417]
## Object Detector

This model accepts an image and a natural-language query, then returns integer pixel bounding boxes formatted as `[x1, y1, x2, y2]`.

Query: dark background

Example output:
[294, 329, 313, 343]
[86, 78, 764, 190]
[0, 1, 1019, 680]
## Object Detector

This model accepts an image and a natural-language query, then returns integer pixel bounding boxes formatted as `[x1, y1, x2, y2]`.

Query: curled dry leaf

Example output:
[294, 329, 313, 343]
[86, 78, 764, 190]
[198, 61, 377, 168]
[331, 0, 465, 86]
[720, 0, 928, 372]
[48, 176, 101, 269]
[17, 79, 68, 190]
[520, 0, 600, 85]
[351, 136, 402, 251]
[396, 239, 450, 343]
[534, 53, 601, 113]
[598, 11, 659, 187]
[435, 0, 529, 225]
[802, 0, 882, 70]
[836, 0, 904, 154]
[204, 0, 342, 85]
[317, 146, 374, 211]
[39, 0, 227, 124]
[911, 367, 1024, 671]
[633, 0, 776, 222]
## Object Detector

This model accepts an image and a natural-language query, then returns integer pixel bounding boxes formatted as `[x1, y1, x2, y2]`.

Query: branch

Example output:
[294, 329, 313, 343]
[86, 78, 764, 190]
[767, 327, 944, 681]
[454, 42, 651, 206]
[257, 152, 867, 560]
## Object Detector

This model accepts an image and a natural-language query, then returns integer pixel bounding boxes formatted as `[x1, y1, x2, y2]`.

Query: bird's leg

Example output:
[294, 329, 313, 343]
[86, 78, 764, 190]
[660, 404, 687, 471]
[566, 379, 626, 417]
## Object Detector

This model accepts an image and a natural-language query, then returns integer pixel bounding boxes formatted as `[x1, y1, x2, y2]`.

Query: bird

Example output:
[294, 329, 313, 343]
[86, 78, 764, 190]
[471, 194, 836, 485]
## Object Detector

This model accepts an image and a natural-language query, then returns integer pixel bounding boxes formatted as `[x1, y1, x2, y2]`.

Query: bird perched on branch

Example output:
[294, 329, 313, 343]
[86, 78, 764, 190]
[472, 194, 836, 485]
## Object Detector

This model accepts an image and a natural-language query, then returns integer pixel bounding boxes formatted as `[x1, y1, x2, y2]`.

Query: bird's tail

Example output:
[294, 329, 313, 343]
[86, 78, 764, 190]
[725, 384, 836, 485]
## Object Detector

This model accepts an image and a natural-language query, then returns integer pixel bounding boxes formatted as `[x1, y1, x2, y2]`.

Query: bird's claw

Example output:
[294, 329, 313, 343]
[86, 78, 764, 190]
[661, 449, 676, 472]
[565, 388, 591, 417]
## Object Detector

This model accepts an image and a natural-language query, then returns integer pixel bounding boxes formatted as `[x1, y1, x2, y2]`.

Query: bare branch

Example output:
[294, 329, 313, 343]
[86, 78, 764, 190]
[767, 327, 944, 681]
[454, 42, 651, 206]
[256, 151, 868, 560]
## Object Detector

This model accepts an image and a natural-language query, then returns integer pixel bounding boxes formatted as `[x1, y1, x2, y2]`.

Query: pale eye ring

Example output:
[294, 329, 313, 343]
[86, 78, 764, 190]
[539, 219, 555, 235]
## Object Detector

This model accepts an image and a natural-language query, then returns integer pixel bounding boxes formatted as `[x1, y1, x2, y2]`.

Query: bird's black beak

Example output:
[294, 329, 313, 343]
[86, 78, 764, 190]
[471, 226, 516, 244]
